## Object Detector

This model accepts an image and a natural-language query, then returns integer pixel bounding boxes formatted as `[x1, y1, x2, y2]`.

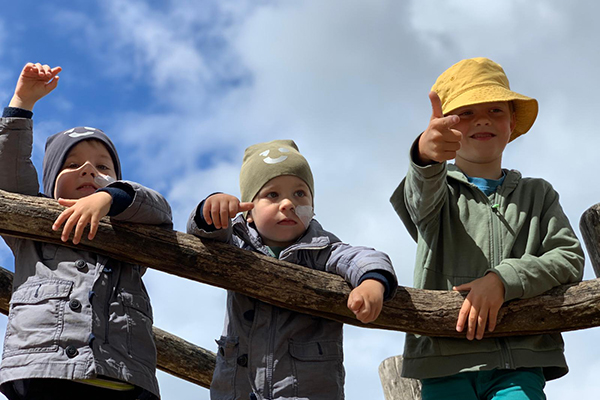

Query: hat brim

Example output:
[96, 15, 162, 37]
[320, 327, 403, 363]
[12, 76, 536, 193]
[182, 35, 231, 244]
[443, 85, 538, 142]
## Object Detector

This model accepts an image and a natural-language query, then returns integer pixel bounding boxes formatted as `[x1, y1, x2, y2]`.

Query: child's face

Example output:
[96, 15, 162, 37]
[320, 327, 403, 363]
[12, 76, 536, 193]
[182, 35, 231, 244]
[449, 101, 516, 166]
[247, 175, 313, 248]
[54, 140, 117, 199]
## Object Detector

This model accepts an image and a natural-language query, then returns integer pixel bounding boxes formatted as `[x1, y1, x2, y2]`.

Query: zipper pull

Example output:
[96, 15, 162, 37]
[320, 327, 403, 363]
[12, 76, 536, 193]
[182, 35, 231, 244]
[491, 204, 500, 212]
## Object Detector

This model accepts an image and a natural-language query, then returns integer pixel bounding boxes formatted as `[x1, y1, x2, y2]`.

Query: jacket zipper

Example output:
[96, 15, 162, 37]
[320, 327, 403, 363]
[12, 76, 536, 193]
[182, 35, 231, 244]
[265, 306, 278, 399]
[489, 193, 513, 369]
[104, 266, 113, 345]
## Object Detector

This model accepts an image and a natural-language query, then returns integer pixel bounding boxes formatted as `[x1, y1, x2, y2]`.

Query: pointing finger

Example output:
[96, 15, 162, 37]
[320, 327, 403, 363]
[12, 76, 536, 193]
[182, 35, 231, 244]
[429, 91, 444, 120]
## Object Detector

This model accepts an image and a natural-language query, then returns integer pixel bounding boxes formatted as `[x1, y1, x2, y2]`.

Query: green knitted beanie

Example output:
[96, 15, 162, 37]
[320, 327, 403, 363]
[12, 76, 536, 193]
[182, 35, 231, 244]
[240, 139, 314, 203]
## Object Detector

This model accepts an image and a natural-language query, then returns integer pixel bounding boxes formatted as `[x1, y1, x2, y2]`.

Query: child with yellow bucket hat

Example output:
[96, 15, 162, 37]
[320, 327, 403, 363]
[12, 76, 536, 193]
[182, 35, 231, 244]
[390, 57, 584, 399]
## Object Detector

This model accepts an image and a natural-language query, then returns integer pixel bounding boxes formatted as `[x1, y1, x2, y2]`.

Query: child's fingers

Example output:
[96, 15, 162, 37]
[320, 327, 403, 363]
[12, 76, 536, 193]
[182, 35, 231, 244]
[239, 202, 254, 212]
[456, 296, 471, 332]
[203, 201, 213, 226]
[53, 207, 74, 231]
[475, 305, 489, 340]
[219, 201, 230, 229]
[347, 292, 363, 313]
[61, 211, 82, 242]
[466, 303, 480, 341]
[45, 75, 60, 92]
[72, 215, 90, 245]
[429, 91, 444, 120]
[88, 213, 100, 241]
[58, 198, 77, 207]
[488, 306, 499, 332]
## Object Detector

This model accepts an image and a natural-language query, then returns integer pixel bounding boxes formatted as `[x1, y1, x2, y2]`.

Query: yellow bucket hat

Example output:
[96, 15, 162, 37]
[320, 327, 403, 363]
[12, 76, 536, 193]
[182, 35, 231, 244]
[432, 57, 538, 142]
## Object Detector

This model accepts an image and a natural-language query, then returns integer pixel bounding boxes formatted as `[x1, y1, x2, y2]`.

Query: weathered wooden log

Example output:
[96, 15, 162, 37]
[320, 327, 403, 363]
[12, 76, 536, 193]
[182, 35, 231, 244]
[0, 264, 215, 388]
[1, 189, 600, 337]
[379, 356, 421, 400]
[580, 203, 600, 277]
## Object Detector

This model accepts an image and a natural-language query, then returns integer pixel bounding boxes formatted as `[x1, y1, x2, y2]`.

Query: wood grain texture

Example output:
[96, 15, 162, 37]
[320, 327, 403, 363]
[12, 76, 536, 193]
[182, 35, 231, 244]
[0, 189, 599, 338]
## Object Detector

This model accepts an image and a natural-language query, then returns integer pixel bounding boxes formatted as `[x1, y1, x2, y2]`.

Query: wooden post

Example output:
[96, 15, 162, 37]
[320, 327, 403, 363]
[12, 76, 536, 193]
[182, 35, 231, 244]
[0, 265, 216, 389]
[0, 189, 599, 337]
[580, 203, 600, 277]
[379, 356, 421, 400]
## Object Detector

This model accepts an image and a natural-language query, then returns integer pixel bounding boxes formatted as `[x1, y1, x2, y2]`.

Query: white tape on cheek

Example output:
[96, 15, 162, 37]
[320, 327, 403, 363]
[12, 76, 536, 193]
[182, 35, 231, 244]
[294, 205, 314, 228]
[94, 174, 116, 188]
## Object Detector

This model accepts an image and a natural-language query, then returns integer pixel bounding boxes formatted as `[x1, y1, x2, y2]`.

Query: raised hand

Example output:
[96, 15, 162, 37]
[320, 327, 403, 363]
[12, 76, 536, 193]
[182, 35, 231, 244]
[416, 91, 463, 165]
[203, 193, 254, 229]
[9, 62, 62, 111]
[453, 273, 505, 340]
[52, 192, 112, 245]
[347, 279, 385, 324]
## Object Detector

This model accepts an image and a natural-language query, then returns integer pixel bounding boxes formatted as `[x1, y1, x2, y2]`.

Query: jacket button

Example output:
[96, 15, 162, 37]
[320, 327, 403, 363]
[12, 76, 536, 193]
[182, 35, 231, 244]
[75, 260, 86, 270]
[65, 345, 78, 358]
[69, 299, 82, 311]
[243, 310, 255, 322]
[237, 354, 248, 367]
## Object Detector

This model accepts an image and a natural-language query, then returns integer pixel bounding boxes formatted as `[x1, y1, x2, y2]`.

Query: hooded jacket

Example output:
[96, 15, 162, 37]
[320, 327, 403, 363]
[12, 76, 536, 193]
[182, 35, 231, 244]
[0, 117, 172, 399]
[187, 206, 397, 400]
[389, 140, 584, 381]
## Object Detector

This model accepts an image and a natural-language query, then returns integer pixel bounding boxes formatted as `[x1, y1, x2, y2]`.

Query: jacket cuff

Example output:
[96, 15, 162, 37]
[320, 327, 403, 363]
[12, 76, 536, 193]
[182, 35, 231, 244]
[409, 135, 446, 179]
[358, 270, 394, 301]
[487, 263, 524, 302]
[3, 107, 33, 119]
[96, 184, 135, 216]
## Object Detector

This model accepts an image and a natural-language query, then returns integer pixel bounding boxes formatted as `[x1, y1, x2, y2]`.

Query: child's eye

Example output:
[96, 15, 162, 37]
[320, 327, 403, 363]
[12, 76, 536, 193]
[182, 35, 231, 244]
[459, 111, 473, 117]
[490, 108, 504, 114]
[294, 190, 306, 198]
[66, 163, 80, 169]
[266, 192, 278, 199]
[97, 164, 110, 171]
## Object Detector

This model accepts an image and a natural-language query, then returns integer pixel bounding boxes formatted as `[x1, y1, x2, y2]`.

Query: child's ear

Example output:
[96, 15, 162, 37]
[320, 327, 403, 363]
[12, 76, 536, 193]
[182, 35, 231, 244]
[246, 210, 253, 224]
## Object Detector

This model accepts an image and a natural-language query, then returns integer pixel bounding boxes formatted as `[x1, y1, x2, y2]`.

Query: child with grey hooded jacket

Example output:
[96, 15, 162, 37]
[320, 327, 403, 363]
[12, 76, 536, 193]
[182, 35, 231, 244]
[0, 63, 172, 400]
[187, 139, 397, 400]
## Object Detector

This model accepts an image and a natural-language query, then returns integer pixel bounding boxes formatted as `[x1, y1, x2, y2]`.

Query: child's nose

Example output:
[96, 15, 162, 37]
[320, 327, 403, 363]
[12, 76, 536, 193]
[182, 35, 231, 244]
[79, 162, 98, 177]
[280, 198, 295, 211]
[474, 113, 491, 125]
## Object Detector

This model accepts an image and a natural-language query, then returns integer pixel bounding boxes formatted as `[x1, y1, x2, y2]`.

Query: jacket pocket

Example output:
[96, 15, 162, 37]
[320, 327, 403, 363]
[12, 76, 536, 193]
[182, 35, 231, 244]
[210, 335, 239, 400]
[289, 340, 344, 400]
[118, 290, 155, 368]
[3, 279, 73, 357]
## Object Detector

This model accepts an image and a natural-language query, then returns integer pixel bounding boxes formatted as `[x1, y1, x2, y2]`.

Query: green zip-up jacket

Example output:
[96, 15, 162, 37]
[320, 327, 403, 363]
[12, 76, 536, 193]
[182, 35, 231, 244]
[389, 142, 584, 381]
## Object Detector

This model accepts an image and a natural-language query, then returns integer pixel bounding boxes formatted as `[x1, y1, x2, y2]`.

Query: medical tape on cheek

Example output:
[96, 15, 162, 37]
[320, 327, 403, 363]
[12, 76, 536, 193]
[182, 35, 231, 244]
[94, 174, 116, 188]
[294, 205, 314, 228]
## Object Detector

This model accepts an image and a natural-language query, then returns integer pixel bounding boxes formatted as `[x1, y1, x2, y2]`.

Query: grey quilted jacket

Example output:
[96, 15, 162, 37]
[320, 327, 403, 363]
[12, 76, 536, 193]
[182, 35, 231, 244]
[188, 208, 397, 400]
[0, 117, 172, 398]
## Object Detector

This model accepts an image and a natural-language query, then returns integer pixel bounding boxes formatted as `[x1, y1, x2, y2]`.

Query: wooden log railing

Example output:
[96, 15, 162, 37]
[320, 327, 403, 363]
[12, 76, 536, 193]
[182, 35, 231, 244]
[1, 189, 600, 338]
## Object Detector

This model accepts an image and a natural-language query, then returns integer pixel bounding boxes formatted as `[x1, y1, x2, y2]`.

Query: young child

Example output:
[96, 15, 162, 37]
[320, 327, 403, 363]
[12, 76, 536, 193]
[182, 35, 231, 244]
[390, 57, 584, 399]
[0, 63, 172, 400]
[187, 139, 397, 400]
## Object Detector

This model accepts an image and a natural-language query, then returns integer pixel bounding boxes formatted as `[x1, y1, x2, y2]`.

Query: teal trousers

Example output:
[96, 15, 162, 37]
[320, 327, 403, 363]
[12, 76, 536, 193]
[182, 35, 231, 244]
[420, 368, 546, 400]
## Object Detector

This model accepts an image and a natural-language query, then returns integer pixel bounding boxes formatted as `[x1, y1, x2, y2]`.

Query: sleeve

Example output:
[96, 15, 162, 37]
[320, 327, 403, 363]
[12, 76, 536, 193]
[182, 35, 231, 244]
[106, 180, 173, 228]
[325, 242, 398, 300]
[186, 197, 233, 243]
[488, 185, 585, 301]
[96, 184, 135, 216]
[0, 117, 40, 196]
[389, 136, 448, 242]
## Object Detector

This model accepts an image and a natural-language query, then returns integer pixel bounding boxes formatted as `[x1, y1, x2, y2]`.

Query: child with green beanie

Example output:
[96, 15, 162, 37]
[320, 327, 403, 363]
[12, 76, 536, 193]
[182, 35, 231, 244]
[390, 57, 584, 399]
[187, 139, 397, 400]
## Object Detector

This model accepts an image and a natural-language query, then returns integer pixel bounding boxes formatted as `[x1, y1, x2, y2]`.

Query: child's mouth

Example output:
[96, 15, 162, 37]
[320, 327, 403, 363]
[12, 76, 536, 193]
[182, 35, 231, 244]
[471, 132, 496, 141]
[77, 184, 97, 191]
[278, 219, 297, 226]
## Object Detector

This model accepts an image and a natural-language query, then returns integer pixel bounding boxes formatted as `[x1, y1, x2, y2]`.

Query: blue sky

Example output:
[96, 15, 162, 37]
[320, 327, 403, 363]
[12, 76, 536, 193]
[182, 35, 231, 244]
[1, 1, 600, 399]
